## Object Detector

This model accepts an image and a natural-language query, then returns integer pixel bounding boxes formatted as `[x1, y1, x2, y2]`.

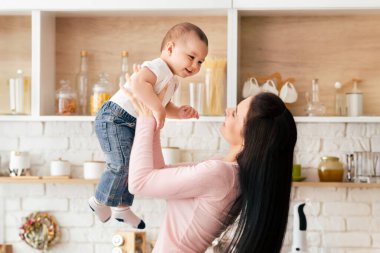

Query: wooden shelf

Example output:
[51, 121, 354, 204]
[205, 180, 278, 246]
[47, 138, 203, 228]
[292, 181, 380, 188]
[1, 176, 379, 188]
[0, 177, 98, 184]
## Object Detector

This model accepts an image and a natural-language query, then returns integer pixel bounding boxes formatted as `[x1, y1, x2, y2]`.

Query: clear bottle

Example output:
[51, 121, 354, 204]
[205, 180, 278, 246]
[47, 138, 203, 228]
[116, 51, 129, 93]
[334, 81, 345, 116]
[305, 78, 326, 116]
[90, 73, 112, 115]
[9, 69, 30, 115]
[76, 50, 89, 115]
[56, 80, 77, 115]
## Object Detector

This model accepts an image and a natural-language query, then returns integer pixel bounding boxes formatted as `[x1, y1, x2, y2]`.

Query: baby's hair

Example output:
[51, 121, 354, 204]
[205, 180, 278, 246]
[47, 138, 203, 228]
[160, 22, 208, 51]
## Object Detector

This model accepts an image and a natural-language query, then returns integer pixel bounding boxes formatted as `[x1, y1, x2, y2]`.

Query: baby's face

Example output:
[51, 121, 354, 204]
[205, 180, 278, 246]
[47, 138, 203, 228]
[168, 32, 208, 78]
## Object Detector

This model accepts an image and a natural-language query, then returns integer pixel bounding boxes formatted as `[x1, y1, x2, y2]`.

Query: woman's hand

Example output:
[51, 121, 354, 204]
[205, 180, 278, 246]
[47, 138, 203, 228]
[119, 73, 153, 117]
[119, 63, 168, 118]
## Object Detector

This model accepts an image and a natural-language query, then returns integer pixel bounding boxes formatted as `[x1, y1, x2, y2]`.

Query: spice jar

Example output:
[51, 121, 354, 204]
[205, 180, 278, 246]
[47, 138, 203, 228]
[318, 156, 344, 182]
[56, 80, 77, 115]
[90, 73, 112, 115]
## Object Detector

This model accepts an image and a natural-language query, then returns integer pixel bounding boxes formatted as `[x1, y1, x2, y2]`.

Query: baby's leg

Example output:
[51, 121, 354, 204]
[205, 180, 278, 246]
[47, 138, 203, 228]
[91, 102, 144, 228]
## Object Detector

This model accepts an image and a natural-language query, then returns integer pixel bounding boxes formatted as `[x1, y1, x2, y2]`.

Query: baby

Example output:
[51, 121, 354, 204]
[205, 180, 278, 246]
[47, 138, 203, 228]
[89, 22, 209, 229]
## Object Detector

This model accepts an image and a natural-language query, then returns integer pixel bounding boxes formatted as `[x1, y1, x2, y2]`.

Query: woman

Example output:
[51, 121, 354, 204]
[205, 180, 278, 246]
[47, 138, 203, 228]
[123, 79, 297, 253]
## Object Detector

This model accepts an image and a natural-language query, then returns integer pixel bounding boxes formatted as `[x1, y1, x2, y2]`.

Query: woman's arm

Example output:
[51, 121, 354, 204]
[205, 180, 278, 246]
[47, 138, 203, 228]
[128, 117, 230, 199]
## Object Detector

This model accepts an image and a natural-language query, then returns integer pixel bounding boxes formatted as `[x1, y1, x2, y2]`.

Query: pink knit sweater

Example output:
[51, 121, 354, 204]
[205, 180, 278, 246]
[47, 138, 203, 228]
[129, 117, 240, 253]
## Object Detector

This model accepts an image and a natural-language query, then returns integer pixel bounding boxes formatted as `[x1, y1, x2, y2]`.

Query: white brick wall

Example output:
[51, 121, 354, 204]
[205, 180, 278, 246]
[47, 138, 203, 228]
[1, 121, 380, 252]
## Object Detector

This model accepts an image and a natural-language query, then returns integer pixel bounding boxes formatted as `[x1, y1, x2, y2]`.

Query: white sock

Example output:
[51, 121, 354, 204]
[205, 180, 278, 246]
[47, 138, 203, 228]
[113, 206, 145, 229]
[88, 196, 111, 223]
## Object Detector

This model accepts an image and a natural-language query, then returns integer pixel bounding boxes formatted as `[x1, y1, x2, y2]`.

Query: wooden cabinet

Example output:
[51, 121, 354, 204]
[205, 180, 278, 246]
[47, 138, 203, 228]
[2, 1, 380, 122]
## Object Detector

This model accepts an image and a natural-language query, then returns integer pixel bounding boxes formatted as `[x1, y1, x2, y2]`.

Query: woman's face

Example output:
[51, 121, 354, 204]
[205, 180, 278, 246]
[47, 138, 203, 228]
[220, 96, 254, 146]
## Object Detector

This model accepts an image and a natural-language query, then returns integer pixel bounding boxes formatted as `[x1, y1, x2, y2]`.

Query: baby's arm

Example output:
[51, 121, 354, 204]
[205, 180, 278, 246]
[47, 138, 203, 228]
[130, 68, 166, 129]
[165, 102, 199, 119]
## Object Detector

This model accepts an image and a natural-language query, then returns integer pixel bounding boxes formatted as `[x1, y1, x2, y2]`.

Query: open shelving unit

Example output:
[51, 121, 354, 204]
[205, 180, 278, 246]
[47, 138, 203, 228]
[1, 1, 380, 122]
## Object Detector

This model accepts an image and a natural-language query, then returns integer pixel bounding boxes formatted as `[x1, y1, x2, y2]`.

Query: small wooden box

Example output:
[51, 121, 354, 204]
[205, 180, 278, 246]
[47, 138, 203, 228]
[112, 231, 146, 253]
[0, 244, 13, 253]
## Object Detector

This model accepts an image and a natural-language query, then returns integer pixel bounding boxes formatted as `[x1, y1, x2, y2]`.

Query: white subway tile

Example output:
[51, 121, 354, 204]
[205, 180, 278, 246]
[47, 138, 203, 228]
[0, 184, 44, 197]
[297, 188, 346, 202]
[323, 203, 370, 216]
[44, 122, 93, 136]
[0, 137, 18, 150]
[5, 211, 30, 227]
[169, 136, 191, 149]
[70, 198, 94, 212]
[308, 216, 345, 232]
[294, 152, 320, 168]
[193, 122, 221, 137]
[161, 122, 193, 138]
[296, 123, 345, 138]
[54, 212, 94, 227]
[43, 150, 93, 166]
[46, 184, 94, 198]
[349, 189, 380, 202]
[45, 243, 94, 253]
[186, 136, 219, 150]
[70, 136, 101, 150]
[22, 198, 68, 211]
[5, 198, 20, 211]
[346, 217, 372, 231]
[20, 136, 69, 150]
[5, 227, 20, 242]
[324, 232, 371, 247]
[370, 135, 380, 152]
[322, 137, 370, 153]
[346, 124, 367, 138]
[95, 243, 113, 253]
[375, 203, 380, 216]
[372, 233, 380, 247]
[295, 138, 321, 153]
[70, 227, 115, 243]
[365, 123, 380, 137]
[0, 122, 43, 137]
[60, 228, 70, 242]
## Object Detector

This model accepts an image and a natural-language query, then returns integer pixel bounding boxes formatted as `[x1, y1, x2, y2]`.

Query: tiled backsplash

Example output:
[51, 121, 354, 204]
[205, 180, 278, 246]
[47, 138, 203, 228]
[1, 121, 380, 252]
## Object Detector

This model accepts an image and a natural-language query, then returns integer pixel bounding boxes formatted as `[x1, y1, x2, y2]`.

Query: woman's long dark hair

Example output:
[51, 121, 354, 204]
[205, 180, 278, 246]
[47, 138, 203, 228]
[222, 92, 297, 253]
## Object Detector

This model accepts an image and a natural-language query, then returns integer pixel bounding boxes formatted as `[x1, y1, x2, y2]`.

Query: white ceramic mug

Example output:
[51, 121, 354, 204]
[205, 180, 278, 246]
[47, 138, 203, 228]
[50, 158, 71, 176]
[261, 79, 279, 95]
[242, 77, 261, 98]
[162, 147, 181, 165]
[279, 81, 298, 103]
[83, 161, 105, 179]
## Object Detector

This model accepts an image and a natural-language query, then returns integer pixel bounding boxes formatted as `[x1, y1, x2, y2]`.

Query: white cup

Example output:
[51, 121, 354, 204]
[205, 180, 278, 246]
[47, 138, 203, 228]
[83, 161, 105, 179]
[242, 77, 261, 98]
[262, 79, 279, 95]
[50, 158, 71, 176]
[279, 81, 298, 103]
[162, 147, 181, 165]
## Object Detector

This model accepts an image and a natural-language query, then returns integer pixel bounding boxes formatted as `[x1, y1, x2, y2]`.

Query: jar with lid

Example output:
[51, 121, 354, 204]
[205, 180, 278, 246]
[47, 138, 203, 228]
[318, 156, 344, 182]
[90, 73, 112, 115]
[56, 80, 77, 115]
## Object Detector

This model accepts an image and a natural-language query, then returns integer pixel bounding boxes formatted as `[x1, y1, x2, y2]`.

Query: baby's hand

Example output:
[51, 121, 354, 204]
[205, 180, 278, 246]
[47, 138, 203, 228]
[178, 105, 199, 119]
[153, 107, 166, 130]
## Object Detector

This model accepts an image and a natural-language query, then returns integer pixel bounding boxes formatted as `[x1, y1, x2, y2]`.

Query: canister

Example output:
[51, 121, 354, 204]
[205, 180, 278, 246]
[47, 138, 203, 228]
[50, 158, 71, 176]
[83, 161, 106, 179]
[162, 147, 181, 165]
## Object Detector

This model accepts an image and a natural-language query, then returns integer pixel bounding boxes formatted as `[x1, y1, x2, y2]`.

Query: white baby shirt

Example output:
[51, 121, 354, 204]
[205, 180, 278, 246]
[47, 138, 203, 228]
[110, 58, 179, 117]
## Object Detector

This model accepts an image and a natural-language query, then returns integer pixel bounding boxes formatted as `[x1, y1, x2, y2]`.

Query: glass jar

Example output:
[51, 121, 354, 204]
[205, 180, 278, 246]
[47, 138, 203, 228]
[90, 73, 112, 115]
[56, 80, 77, 115]
[318, 156, 344, 182]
